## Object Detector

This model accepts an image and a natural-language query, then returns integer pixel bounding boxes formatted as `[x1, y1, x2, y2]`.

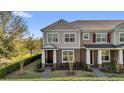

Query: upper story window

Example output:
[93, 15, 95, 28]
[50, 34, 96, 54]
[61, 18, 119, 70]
[119, 32, 124, 43]
[83, 33, 90, 40]
[64, 33, 76, 43]
[47, 33, 58, 43]
[96, 33, 107, 43]
[101, 50, 110, 62]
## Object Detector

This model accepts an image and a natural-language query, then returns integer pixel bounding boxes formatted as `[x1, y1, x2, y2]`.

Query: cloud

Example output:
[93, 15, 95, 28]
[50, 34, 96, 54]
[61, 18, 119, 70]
[13, 11, 32, 18]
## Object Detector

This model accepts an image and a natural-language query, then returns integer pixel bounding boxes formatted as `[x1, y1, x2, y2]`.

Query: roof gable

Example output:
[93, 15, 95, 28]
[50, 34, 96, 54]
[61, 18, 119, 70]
[41, 19, 76, 31]
[114, 22, 124, 29]
[43, 44, 57, 49]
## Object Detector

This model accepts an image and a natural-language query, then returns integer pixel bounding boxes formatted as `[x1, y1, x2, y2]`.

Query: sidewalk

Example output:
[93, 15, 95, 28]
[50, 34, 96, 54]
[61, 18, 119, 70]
[91, 67, 107, 77]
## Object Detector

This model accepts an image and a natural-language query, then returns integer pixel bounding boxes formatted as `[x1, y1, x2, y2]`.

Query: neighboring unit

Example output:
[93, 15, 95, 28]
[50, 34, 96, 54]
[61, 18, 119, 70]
[41, 19, 124, 70]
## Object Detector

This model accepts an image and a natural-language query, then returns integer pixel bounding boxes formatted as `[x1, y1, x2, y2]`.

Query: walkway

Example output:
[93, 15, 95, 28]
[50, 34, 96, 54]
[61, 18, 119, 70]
[42, 66, 52, 78]
[91, 67, 107, 77]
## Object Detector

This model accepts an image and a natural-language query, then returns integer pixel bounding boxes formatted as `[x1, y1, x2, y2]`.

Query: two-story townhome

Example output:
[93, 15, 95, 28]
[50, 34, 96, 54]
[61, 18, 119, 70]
[41, 19, 124, 70]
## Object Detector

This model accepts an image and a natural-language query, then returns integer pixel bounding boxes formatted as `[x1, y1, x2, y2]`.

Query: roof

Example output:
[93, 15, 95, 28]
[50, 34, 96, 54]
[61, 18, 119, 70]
[83, 44, 116, 48]
[41, 19, 124, 31]
[42, 44, 57, 49]
[41, 19, 77, 31]
[83, 44, 124, 48]
[70, 20, 124, 30]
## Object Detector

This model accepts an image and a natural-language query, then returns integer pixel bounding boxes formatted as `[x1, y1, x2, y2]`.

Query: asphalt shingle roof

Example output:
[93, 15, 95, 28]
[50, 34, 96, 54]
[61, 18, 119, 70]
[83, 44, 124, 48]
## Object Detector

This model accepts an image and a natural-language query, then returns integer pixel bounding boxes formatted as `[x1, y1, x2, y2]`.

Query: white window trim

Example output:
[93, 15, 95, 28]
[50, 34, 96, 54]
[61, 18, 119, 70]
[62, 50, 74, 63]
[101, 50, 110, 62]
[83, 33, 90, 40]
[96, 33, 108, 43]
[64, 32, 76, 43]
[119, 32, 124, 43]
[47, 32, 59, 44]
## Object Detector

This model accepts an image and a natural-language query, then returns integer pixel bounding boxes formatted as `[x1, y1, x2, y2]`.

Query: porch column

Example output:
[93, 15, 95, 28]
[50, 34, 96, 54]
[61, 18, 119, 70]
[53, 50, 57, 69]
[118, 50, 123, 68]
[86, 49, 91, 70]
[98, 50, 102, 69]
[42, 50, 45, 69]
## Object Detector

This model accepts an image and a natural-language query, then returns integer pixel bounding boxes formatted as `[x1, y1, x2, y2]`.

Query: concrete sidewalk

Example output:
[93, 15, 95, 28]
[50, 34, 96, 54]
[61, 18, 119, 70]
[91, 67, 107, 77]
[42, 66, 52, 78]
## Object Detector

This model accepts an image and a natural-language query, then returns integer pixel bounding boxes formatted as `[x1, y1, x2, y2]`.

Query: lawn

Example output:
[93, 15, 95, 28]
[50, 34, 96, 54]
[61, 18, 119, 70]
[104, 72, 124, 78]
[4, 59, 42, 79]
[2, 59, 124, 81]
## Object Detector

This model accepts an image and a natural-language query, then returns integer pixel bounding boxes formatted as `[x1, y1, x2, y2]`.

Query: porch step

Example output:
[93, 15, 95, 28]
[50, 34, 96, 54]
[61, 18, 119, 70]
[91, 67, 107, 77]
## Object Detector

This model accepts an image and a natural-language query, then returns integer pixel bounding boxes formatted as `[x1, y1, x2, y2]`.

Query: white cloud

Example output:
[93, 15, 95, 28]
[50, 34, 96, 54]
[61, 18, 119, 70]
[13, 11, 32, 18]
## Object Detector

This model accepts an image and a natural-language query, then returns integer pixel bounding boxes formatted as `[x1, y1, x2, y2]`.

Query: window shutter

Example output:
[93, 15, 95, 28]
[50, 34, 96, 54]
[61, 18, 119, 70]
[93, 33, 96, 43]
[107, 33, 111, 43]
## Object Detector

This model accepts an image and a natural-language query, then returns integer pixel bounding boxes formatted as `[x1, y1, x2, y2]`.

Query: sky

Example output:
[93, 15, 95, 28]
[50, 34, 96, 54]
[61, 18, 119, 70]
[15, 11, 124, 38]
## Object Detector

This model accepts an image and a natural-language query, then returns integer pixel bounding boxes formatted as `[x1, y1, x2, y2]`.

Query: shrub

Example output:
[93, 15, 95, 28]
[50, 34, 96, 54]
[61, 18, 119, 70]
[0, 54, 41, 78]
[34, 60, 44, 72]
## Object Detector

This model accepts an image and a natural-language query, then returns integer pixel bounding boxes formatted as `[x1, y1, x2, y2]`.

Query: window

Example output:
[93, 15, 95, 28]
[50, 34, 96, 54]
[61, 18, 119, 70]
[96, 33, 107, 43]
[62, 50, 74, 63]
[83, 33, 90, 40]
[47, 33, 58, 43]
[64, 33, 75, 43]
[102, 50, 110, 62]
[119, 32, 124, 43]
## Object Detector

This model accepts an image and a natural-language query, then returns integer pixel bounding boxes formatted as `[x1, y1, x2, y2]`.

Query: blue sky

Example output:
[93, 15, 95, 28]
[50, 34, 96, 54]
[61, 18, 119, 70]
[19, 11, 124, 38]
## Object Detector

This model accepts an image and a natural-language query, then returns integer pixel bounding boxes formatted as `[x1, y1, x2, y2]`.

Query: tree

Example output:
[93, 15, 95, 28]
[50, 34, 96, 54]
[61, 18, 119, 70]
[68, 57, 75, 75]
[25, 34, 43, 56]
[0, 11, 28, 58]
[25, 34, 36, 56]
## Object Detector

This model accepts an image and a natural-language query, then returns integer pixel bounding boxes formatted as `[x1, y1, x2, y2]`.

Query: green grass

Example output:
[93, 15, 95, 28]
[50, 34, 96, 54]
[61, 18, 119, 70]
[2, 59, 124, 81]
[2, 77, 124, 81]
[4, 59, 42, 79]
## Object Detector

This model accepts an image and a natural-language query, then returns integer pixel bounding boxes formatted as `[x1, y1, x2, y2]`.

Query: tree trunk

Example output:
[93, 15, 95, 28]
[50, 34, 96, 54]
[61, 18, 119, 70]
[30, 49, 33, 56]
[19, 61, 24, 75]
[69, 62, 74, 73]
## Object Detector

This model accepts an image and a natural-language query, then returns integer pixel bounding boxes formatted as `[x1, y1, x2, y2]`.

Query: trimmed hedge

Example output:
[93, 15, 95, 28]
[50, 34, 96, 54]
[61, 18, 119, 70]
[0, 54, 41, 78]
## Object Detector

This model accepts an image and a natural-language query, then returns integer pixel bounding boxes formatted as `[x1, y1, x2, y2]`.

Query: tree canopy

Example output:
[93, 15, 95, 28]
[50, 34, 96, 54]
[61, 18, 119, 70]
[0, 11, 28, 58]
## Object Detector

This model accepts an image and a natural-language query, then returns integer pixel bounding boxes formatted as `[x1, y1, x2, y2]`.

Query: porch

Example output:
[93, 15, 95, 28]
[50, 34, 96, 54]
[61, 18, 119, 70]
[85, 49, 124, 71]
[42, 45, 57, 69]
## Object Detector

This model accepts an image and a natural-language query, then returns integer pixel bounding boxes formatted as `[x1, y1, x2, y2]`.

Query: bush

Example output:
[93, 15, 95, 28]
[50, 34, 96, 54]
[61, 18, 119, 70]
[59, 62, 84, 70]
[34, 60, 44, 72]
[0, 54, 41, 78]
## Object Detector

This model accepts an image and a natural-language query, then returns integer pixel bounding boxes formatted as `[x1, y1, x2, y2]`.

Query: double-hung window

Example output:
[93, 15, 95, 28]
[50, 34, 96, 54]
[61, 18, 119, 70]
[64, 33, 75, 43]
[101, 50, 110, 62]
[119, 32, 124, 43]
[62, 50, 74, 63]
[47, 33, 58, 43]
[83, 33, 90, 40]
[96, 33, 107, 43]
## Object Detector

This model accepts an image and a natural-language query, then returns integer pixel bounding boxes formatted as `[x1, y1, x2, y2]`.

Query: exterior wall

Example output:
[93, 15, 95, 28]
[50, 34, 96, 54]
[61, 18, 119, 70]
[75, 49, 81, 62]
[56, 49, 81, 66]
[43, 31, 59, 47]
[81, 31, 112, 46]
[80, 49, 86, 64]
[56, 49, 62, 68]
[110, 50, 117, 65]
[94, 50, 98, 67]
[81, 32, 93, 44]
[44, 31, 80, 48]
[113, 30, 124, 45]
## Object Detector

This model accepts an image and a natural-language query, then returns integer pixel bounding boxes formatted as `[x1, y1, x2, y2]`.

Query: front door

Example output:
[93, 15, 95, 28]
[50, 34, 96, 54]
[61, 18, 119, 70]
[90, 50, 94, 66]
[47, 50, 53, 64]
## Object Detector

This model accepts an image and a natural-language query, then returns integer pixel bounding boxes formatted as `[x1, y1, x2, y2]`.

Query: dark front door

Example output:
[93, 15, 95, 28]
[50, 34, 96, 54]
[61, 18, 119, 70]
[47, 50, 53, 63]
